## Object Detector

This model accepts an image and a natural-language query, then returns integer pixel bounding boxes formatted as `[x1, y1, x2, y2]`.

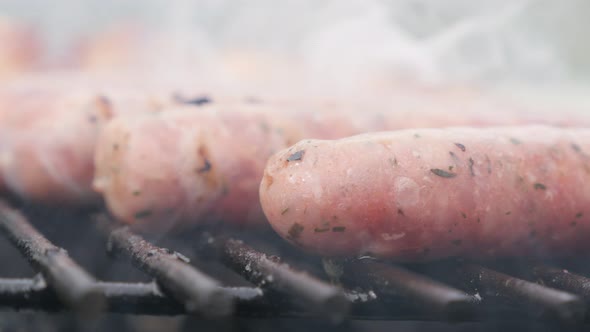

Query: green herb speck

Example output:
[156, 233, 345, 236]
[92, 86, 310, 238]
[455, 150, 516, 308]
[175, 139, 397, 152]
[287, 223, 304, 239]
[454, 143, 466, 152]
[431, 168, 457, 178]
[534, 183, 547, 190]
[287, 150, 305, 162]
[134, 210, 153, 219]
[572, 143, 582, 153]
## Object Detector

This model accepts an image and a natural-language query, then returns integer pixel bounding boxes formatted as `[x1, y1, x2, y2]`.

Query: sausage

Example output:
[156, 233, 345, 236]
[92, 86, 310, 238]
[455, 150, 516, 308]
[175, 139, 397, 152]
[93, 103, 485, 230]
[93, 105, 291, 231]
[260, 126, 590, 261]
[0, 75, 171, 205]
[0, 18, 41, 79]
[94, 94, 590, 231]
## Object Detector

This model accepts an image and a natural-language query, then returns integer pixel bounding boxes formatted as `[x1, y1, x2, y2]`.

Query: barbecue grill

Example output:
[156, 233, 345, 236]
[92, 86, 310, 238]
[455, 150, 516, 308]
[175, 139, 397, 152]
[0, 198, 589, 331]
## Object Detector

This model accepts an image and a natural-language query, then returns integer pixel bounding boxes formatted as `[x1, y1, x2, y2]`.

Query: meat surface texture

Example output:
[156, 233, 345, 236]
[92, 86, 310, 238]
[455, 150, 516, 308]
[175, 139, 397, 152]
[93, 105, 292, 231]
[0, 75, 170, 205]
[94, 96, 590, 231]
[260, 126, 590, 261]
[0, 17, 41, 79]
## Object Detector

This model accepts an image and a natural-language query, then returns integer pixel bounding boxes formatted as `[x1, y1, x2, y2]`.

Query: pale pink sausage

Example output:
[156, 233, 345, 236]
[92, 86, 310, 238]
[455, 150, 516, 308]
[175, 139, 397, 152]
[0, 18, 41, 79]
[0, 77, 170, 206]
[260, 126, 590, 261]
[93, 94, 590, 230]
[93, 105, 291, 231]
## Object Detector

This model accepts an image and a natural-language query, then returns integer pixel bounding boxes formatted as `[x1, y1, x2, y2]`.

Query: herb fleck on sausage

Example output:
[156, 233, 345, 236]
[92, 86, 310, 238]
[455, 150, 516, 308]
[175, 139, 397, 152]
[287, 150, 305, 162]
[430, 168, 457, 178]
[449, 151, 460, 164]
[134, 210, 153, 219]
[468, 158, 475, 176]
[332, 226, 346, 232]
[196, 145, 212, 173]
[454, 143, 466, 152]
[485, 155, 492, 174]
[572, 143, 582, 153]
[197, 158, 212, 173]
[175, 95, 212, 106]
[388, 157, 398, 166]
[258, 121, 271, 133]
[397, 208, 405, 216]
[314, 228, 330, 233]
[281, 207, 290, 215]
[287, 223, 304, 240]
[221, 183, 229, 196]
[534, 183, 547, 191]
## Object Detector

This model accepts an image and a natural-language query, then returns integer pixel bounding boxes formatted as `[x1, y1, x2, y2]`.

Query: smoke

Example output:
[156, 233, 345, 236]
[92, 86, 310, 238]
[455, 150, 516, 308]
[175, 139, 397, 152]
[1, 0, 589, 90]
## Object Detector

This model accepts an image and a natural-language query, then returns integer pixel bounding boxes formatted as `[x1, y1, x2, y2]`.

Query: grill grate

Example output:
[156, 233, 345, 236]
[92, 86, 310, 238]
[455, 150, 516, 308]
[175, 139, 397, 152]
[0, 199, 589, 326]
[103, 219, 233, 317]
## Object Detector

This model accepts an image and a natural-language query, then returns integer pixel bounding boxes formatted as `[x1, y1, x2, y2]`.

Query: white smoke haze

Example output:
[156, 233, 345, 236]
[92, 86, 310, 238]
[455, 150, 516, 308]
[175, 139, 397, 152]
[1, 0, 589, 104]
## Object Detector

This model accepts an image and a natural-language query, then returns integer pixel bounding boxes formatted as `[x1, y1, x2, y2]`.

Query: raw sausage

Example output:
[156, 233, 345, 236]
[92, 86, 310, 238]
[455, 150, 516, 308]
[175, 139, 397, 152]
[260, 126, 590, 261]
[0, 74, 171, 205]
[94, 96, 590, 231]
[93, 105, 291, 231]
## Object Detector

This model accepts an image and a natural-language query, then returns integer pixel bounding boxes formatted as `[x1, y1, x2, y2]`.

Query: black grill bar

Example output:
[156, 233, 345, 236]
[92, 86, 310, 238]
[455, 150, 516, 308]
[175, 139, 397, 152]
[0, 277, 389, 319]
[457, 264, 585, 324]
[0, 199, 105, 316]
[2, 200, 590, 324]
[343, 259, 479, 321]
[0, 277, 266, 315]
[104, 223, 234, 318]
[216, 238, 350, 322]
[531, 265, 590, 301]
[97, 281, 184, 315]
[0, 276, 61, 312]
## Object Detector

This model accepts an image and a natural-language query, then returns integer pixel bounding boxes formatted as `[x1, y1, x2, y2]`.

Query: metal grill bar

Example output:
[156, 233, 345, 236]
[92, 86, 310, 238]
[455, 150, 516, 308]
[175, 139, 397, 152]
[103, 223, 234, 318]
[215, 238, 350, 322]
[0, 277, 266, 315]
[1, 200, 590, 325]
[344, 259, 479, 321]
[0, 199, 105, 316]
[531, 265, 590, 301]
[457, 264, 585, 324]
